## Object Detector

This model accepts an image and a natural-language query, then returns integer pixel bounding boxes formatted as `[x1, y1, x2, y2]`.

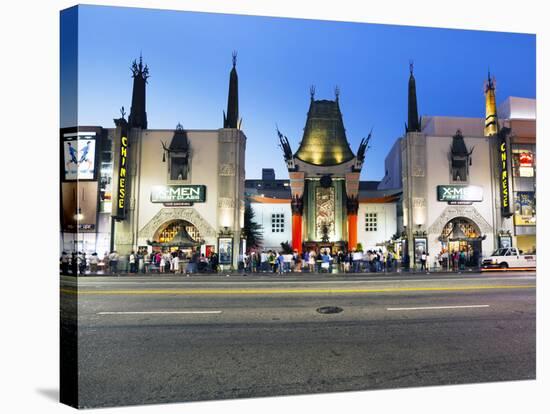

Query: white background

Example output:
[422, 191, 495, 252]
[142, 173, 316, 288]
[0, 0, 547, 413]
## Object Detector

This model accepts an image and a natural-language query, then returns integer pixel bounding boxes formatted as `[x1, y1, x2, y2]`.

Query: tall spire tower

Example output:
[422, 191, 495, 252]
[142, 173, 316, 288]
[223, 51, 240, 129]
[484, 71, 498, 136]
[128, 54, 149, 129]
[406, 61, 421, 133]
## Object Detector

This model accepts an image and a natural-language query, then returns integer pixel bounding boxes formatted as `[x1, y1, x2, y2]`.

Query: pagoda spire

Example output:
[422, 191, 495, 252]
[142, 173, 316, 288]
[128, 53, 149, 129]
[406, 61, 420, 133]
[223, 51, 240, 129]
[484, 70, 498, 136]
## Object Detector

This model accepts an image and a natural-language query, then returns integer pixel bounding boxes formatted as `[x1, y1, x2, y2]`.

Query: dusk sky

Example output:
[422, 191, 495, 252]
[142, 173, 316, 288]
[62, 5, 536, 181]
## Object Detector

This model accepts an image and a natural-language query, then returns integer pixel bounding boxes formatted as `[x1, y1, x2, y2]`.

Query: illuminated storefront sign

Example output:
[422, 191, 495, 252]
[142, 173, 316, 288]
[498, 129, 513, 217]
[437, 185, 483, 204]
[62, 132, 97, 181]
[218, 237, 233, 265]
[151, 185, 206, 204]
[113, 132, 129, 220]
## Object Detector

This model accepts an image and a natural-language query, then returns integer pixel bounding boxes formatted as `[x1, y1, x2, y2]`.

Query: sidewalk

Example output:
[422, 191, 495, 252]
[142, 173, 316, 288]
[62, 267, 506, 278]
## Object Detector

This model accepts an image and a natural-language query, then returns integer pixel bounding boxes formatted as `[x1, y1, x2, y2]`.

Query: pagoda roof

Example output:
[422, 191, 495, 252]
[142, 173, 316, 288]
[294, 99, 355, 166]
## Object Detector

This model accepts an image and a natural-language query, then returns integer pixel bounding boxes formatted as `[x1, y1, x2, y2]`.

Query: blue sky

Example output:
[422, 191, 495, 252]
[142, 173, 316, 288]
[62, 5, 536, 181]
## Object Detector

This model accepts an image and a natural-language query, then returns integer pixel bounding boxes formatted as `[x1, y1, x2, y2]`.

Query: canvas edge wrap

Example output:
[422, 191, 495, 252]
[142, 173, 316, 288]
[60, 5, 79, 409]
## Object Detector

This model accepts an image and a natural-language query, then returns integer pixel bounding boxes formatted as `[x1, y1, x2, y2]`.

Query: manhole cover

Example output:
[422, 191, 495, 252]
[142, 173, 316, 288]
[316, 306, 343, 314]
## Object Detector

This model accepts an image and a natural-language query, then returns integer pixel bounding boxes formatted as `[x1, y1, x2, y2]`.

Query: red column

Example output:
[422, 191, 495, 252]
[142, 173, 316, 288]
[291, 194, 304, 254]
[348, 214, 358, 251]
[292, 214, 303, 254]
[346, 194, 359, 252]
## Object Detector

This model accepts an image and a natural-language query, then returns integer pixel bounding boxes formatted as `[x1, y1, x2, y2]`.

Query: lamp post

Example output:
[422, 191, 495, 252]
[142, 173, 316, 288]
[74, 207, 83, 222]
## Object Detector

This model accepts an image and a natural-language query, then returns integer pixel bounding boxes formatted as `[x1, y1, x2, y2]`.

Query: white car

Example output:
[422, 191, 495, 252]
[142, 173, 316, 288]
[482, 247, 536, 269]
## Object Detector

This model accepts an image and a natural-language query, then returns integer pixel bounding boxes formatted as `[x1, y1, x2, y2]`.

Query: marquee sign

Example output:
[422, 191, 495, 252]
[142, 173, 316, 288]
[151, 185, 206, 204]
[498, 128, 513, 217]
[113, 121, 129, 220]
[437, 185, 483, 203]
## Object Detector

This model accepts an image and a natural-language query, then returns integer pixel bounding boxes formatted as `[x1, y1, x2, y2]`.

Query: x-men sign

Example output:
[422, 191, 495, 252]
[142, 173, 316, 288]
[437, 185, 483, 203]
[151, 185, 206, 203]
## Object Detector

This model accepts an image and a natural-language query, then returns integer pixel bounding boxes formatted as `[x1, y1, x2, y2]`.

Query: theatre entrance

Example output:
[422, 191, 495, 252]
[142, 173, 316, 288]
[439, 217, 482, 267]
[150, 219, 201, 255]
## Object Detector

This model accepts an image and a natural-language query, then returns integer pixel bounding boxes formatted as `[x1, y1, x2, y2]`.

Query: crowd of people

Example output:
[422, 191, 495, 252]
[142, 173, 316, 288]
[60, 249, 221, 275]
[60, 246, 482, 276]
[239, 249, 401, 274]
[434, 249, 480, 271]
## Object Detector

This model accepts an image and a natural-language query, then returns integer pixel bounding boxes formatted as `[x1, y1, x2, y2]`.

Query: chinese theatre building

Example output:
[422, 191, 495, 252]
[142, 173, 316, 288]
[245, 171, 399, 253]
[62, 54, 247, 269]
[395, 65, 536, 267]
[276, 87, 370, 253]
[496, 97, 536, 253]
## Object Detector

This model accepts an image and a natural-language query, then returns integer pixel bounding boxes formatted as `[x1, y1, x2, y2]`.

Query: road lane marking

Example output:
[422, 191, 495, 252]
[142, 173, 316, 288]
[61, 284, 536, 296]
[97, 311, 222, 315]
[69, 276, 536, 286]
[387, 305, 490, 311]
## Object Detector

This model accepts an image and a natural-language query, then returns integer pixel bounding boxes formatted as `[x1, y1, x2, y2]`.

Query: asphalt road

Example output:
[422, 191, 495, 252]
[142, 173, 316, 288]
[61, 272, 536, 408]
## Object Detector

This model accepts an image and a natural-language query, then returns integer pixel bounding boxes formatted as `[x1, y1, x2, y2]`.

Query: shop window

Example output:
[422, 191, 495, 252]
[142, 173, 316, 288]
[99, 145, 113, 213]
[514, 191, 536, 226]
[365, 212, 378, 232]
[271, 213, 285, 233]
[512, 150, 535, 177]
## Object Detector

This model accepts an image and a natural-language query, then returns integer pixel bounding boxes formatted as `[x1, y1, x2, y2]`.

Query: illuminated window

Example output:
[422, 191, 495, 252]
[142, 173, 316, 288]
[365, 213, 378, 232]
[514, 191, 536, 226]
[512, 150, 535, 177]
[271, 213, 285, 233]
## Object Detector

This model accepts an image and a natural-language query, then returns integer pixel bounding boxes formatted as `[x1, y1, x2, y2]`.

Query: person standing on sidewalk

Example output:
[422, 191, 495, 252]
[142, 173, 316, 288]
[129, 251, 136, 273]
[89, 253, 99, 274]
[352, 250, 362, 273]
[426, 253, 430, 274]
[159, 252, 166, 273]
[79, 252, 87, 275]
[210, 252, 219, 273]
[108, 250, 119, 274]
[283, 252, 292, 273]
[172, 253, 180, 274]
[61, 251, 70, 275]
[308, 250, 316, 273]
[276, 252, 285, 275]
[420, 252, 427, 272]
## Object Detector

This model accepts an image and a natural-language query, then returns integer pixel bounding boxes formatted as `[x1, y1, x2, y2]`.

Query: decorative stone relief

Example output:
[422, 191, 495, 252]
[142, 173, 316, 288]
[412, 166, 425, 177]
[315, 187, 335, 240]
[219, 163, 235, 176]
[138, 208, 217, 240]
[219, 131, 238, 143]
[411, 137, 426, 177]
[412, 197, 426, 208]
[115, 231, 134, 245]
[427, 205, 493, 235]
[217, 197, 235, 209]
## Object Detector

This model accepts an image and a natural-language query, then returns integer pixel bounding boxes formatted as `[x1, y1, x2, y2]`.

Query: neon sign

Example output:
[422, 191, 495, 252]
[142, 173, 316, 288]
[499, 129, 513, 217]
[113, 133, 129, 220]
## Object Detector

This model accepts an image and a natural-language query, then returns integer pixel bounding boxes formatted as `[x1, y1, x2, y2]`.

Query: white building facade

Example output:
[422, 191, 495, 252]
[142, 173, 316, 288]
[401, 117, 497, 266]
